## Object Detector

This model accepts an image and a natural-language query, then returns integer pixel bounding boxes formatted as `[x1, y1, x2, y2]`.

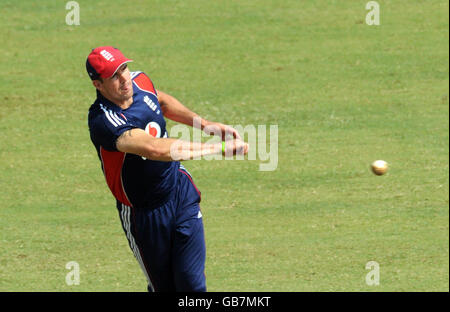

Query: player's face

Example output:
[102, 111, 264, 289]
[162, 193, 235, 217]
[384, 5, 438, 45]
[95, 64, 133, 104]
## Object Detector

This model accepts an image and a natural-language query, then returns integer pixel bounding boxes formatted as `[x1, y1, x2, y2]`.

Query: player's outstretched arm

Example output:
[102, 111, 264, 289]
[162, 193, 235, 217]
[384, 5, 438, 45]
[116, 128, 248, 161]
[157, 90, 242, 140]
[157, 90, 200, 127]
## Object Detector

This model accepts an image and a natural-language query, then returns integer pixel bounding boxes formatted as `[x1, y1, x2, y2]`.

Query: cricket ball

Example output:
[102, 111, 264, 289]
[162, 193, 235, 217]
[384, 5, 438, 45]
[371, 160, 388, 176]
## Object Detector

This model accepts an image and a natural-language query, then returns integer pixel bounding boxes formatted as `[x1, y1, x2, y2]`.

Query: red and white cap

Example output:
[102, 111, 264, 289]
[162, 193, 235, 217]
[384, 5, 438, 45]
[86, 46, 133, 80]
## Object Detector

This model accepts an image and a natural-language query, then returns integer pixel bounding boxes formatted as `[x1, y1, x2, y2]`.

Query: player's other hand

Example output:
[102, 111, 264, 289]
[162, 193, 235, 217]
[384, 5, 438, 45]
[203, 121, 242, 141]
[223, 139, 249, 156]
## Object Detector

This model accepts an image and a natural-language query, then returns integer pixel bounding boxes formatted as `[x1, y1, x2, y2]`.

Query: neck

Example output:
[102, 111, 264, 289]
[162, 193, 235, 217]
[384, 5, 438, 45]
[113, 97, 133, 110]
[98, 91, 133, 109]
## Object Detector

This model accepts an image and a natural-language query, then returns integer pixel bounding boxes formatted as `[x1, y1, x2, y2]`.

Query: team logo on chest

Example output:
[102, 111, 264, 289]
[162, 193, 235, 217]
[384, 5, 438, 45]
[145, 121, 161, 138]
[142, 121, 167, 160]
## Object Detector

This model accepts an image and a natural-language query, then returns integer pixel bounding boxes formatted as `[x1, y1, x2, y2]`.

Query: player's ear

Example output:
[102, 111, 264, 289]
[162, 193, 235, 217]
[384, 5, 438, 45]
[92, 79, 103, 91]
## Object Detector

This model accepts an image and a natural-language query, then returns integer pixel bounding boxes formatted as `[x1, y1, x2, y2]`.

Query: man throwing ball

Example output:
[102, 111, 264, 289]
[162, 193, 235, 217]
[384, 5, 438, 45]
[86, 46, 248, 291]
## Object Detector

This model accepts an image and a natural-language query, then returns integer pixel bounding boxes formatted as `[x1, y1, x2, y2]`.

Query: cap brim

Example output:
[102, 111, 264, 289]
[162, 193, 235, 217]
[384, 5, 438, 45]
[105, 59, 133, 78]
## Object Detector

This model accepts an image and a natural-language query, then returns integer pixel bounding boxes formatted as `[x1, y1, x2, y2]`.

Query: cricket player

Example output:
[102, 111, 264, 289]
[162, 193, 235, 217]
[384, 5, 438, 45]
[86, 46, 248, 291]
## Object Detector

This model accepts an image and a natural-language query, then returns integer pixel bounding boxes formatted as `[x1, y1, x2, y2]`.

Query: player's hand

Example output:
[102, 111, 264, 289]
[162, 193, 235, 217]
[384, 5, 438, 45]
[203, 121, 242, 141]
[223, 139, 249, 156]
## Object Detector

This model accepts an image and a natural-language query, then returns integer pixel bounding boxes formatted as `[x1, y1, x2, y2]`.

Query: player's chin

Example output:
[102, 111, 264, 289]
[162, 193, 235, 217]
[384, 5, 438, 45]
[119, 88, 133, 99]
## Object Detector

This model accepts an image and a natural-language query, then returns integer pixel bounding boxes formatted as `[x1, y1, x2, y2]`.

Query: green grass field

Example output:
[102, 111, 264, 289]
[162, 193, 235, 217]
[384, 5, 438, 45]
[0, 0, 448, 292]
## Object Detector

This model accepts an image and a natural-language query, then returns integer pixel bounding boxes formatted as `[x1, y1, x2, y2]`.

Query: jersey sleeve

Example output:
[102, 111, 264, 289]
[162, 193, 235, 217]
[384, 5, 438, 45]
[132, 72, 158, 96]
[89, 107, 136, 152]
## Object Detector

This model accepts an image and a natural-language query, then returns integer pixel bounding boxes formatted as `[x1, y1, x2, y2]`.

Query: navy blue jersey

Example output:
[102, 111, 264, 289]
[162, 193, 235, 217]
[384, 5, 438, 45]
[88, 71, 180, 208]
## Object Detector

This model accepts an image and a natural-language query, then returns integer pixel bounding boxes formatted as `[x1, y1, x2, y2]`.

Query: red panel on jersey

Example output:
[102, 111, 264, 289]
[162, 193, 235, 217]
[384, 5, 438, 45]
[100, 147, 132, 207]
[133, 73, 156, 94]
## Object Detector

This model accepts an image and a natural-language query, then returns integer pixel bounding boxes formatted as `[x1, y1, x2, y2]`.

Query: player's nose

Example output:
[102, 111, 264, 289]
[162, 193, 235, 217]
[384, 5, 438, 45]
[118, 72, 128, 82]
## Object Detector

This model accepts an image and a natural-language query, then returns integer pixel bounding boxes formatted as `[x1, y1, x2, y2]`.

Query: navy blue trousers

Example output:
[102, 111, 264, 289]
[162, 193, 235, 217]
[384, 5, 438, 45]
[117, 168, 206, 292]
